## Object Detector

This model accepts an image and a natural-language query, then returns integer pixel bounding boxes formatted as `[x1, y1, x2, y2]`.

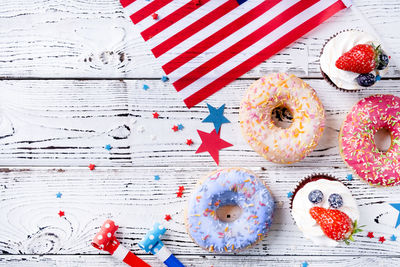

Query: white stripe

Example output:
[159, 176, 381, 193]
[112, 244, 129, 261]
[156, 246, 172, 263]
[157, 0, 264, 66]
[146, 0, 230, 48]
[168, 0, 298, 79]
[178, 0, 338, 99]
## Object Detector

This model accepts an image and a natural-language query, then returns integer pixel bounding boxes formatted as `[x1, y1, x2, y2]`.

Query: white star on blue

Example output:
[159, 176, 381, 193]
[390, 203, 400, 228]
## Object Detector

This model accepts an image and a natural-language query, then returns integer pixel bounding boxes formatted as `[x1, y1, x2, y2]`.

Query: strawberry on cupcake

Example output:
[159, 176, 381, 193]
[320, 30, 389, 91]
[290, 174, 362, 246]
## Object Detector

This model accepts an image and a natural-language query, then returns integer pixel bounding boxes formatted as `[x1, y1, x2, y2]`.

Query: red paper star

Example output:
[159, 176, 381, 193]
[186, 139, 193, 146]
[379, 236, 386, 243]
[89, 164, 95, 171]
[152, 13, 158, 20]
[367, 232, 374, 238]
[164, 214, 172, 221]
[178, 186, 185, 192]
[153, 112, 159, 119]
[58, 210, 65, 217]
[172, 125, 179, 132]
[176, 191, 183, 198]
[195, 129, 233, 165]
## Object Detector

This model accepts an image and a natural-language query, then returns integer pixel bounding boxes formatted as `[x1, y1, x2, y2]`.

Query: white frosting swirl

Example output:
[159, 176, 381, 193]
[320, 31, 387, 90]
[292, 179, 359, 247]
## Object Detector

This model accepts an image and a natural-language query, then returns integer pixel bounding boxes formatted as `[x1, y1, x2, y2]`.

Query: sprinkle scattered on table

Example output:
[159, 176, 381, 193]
[153, 112, 159, 119]
[287, 192, 293, 198]
[154, 175, 160, 181]
[389, 203, 400, 228]
[367, 232, 374, 238]
[172, 125, 179, 132]
[346, 174, 353, 181]
[143, 84, 149, 91]
[56, 192, 62, 198]
[161, 75, 169, 82]
[202, 103, 230, 133]
[178, 186, 185, 192]
[58, 211, 65, 217]
[379, 236, 386, 243]
[89, 164, 95, 171]
[104, 144, 112, 151]
[177, 124, 184, 130]
[302, 261, 309, 267]
[176, 191, 183, 198]
[195, 129, 233, 165]
[151, 13, 158, 20]
[390, 234, 397, 241]
[186, 139, 193, 146]
[164, 214, 172, 221]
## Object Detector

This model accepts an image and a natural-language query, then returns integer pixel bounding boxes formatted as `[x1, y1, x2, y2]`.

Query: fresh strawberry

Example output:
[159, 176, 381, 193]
[310, 207, 363, 243]
[335, 44, 376, 73]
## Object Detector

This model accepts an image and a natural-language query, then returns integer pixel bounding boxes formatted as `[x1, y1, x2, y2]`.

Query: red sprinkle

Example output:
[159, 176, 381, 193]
[178, 186, 185, 192]
[172, 125, 179, 132]
[164, 214, 172, 221]
[152, 13, 158, 20]
[186, 139, 194, 146]
[379, 236, 386, 243]
[58, 210, 65, 217]
[89, 164, 95, 171]
[153, 112, 159, 119]
[367, 232, 374, 238]
[176, 191, 183, 198]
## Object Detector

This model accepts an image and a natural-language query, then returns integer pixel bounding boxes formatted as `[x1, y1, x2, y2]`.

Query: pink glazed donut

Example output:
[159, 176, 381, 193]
[339, 94, 400, 186]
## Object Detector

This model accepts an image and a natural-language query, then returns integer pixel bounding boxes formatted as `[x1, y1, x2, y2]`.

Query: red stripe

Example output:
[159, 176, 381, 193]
[162, 0, 281, 74]
[123, 251, 151, 267]
[120, 0, 136, 8]
[141, 0, 211, 41]
[183, 0, 346, 108]
[130, 0, 174, 24]
[173, 0, 319, 92]
[152, 0, 239, 58]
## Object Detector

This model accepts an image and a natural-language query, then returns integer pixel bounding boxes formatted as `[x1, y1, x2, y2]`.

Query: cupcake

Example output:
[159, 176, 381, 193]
[320, 30, 389, 91]
[290, 174, 361, 246]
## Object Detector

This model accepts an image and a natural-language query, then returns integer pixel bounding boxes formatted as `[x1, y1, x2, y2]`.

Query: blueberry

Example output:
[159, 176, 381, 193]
[356, 73, 376, 87]
[308, 190, 324, 204]
[376, 53, 389, 70]
[328, 193, 343, 209]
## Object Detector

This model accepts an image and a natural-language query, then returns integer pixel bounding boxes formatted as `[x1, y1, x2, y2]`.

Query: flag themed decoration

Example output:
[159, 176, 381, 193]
[120, 0, 351, 108]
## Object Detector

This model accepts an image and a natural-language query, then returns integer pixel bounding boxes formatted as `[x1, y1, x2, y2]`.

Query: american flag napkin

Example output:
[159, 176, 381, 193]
[121, 0, 351, 108]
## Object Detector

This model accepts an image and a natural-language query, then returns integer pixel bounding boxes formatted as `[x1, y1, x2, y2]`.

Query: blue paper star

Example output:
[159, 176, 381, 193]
[178, 124, 184, 130]
[105, 144, 112, 151]
[390, 234, 397, 241]
[143, 84, 149, 90]
[346, 174, 353, 181]
[161, 75, 169, 82]
[56, 192, 62, 198]
[154, 175, 160, 181]
[302, 261, 309, 267]
[202, 103, 230, 133]
[390, 203, 400, 228]
[287, 192, 293, 198]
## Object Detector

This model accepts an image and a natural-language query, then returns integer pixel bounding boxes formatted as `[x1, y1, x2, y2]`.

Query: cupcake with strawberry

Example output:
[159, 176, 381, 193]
[290, 174, 362, 246]
[320, 30, 389, 90]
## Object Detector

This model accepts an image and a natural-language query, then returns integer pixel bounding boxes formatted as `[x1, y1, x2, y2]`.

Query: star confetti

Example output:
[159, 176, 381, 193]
[89, 164, 95, 171]
[176, 191, 183, 198]
[152, 13, 158, 20]
[105, 144, 112, 151]
[302, 262, 309, 267]
[186, 139, 193, 146]
[379, 236, 386, 243]
[154, 175, 160, 181]
[172, 125, 179, 132]
[390, 234, 397, 241]
[153, 112, 159, 119]
[346, 174, 353, 181]
[202, 103, 230, 133]
[177, 124, 184, 130]
[367, 232, 374, 238]
[196, 129, 233, 165]
[178, 186, 185, 192]
[58, 211, 65, 217]
[389, 203, 400, 228]
[164, 214, 172, 221]
[161, 75, 169, 82]
[287, 192, 293, 198]
[143, 84, 149, 91]
[56, 192, 62, 198]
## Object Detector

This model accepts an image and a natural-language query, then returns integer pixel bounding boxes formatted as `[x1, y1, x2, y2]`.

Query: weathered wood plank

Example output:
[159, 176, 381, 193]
[1, 255, 400, 267]
[0, 167, 399, 256]
[0, 79, 399, 167]
[0, 0, 399, 78]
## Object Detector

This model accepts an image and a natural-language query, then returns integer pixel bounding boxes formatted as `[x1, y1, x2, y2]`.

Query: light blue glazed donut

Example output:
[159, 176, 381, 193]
[186, 168, 275, 252]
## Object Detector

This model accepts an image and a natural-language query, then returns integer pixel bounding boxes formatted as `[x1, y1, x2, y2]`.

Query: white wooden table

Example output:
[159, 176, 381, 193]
[1, 1, 400, 266]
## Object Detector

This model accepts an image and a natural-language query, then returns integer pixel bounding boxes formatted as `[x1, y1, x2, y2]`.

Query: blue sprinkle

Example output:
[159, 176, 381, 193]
[346, 174, 353, 181]
[154, 175, 160, 181]
[143, 84, 150, 90]
[56, 192, 62, 198]
[287, 192, 293, 198]
[105, 144, 112, 151]
[376, 75, 381, 81]
[302, 262, 309, 267]
[391, 234, 397, 241]
[177, 124, 184, 130]
[161, 75, 169, 82]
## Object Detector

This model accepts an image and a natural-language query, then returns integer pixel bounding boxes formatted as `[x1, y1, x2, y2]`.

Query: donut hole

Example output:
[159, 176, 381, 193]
[271, 105, 293, 129]
[374, 128, 392, 152]
[216, 205, 243, 223]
